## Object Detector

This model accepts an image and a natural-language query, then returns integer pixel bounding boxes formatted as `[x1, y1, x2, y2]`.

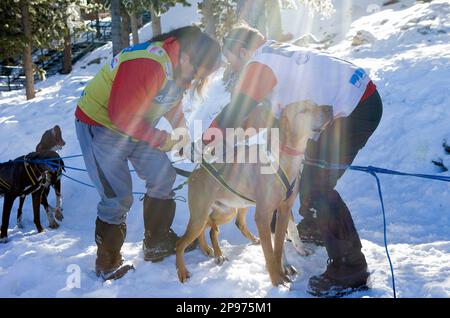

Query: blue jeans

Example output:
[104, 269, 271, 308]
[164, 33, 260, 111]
[75, 120, 176, 224]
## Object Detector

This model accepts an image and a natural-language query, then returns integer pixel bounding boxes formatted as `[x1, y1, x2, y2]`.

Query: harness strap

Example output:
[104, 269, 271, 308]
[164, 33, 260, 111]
[185, 143, 298, 203]
[275, 165, 297, 201]
[23, 156, 39, 186]
[201, 161, 256, 203]
[0, 177, 11, 191]
[280, 144, 304, 157]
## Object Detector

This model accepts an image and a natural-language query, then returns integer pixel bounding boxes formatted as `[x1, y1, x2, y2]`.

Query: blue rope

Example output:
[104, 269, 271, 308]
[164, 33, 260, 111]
[369, 170, 397, 298]
[26, 154, 186, 174]
[61, 172, 147, 196]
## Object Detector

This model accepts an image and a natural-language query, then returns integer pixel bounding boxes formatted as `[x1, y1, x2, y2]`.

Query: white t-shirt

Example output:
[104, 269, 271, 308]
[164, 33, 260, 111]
[248, 41, 371, 119]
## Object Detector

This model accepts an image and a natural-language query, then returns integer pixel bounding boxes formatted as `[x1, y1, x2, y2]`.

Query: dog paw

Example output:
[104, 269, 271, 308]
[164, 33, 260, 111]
[200, 246, 214, 257]
[177, 268, 192, 283]
[16, 222, 24, 229]
[215, 255, 229, 266]
[49, 222, 59, 229]
[55, 209, 64, 221]
[270, 272, 292, 287]
[292, 240, 314, 256]
[298, 246, 314, 256]
[0, 237, 9, 244]
[250, 238, 260, 245]
[284, 264, 298, 276]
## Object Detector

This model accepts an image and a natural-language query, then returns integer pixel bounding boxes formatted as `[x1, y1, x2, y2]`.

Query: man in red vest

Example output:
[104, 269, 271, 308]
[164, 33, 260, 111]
[75, 26, 221, 280]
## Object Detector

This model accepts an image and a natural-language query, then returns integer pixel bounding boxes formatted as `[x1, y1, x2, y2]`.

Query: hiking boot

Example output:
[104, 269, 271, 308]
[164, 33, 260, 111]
[95, 218, 135, 281]
[307, 251, 370, 298]
[142, 196, 197, 262]
[297, 218, 324, 246]
[143, 228, 198, 262]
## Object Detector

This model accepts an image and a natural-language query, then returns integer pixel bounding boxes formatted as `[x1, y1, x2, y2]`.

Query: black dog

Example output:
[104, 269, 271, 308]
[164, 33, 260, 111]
[17, 125, 66, 228]
[0, 151, 64, 242]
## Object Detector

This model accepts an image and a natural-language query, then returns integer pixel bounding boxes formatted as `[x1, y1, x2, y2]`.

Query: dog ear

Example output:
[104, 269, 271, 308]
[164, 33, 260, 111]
[53, 125, 65, 145]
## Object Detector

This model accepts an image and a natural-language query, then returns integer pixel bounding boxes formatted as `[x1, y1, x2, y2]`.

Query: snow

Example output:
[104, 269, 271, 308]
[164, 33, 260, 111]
[1, 0, 450, 298]
[137, 0, 201, 43]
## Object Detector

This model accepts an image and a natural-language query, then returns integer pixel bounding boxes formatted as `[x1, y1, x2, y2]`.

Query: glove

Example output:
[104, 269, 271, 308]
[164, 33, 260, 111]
[157, 130, 190, 153]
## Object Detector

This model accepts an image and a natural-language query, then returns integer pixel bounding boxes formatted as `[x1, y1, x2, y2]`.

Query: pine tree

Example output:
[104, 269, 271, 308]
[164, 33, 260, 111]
[121, 0, 190, 44]
[198, 0, 236, 40]
[0, 0, 92, 100]
[280, 0, 334, 16]
[234, 0, 334, 39]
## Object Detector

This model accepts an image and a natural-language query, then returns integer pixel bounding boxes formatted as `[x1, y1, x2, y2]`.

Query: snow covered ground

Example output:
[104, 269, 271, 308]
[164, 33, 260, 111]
[0, 0, 449, 298]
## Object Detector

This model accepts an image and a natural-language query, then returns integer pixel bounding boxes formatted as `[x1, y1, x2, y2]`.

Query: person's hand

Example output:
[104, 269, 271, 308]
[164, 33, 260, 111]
[157, 130, 190, 153]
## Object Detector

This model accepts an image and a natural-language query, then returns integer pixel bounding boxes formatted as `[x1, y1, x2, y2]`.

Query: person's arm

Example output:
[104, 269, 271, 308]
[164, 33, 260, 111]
[108, 58, 169, 148]
[163, 101, 187, 130]
[210, 62, 277, 130]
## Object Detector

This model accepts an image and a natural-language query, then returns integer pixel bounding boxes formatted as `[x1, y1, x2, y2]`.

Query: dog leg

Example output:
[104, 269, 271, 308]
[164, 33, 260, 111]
[286, 212, 313, 256]
[41, 190, 59, 229]
[31, 190, 45, 233]
[17, 195, 25, 229]
[1, 194, 16, 242]
[274, 207, 296, 279]
[198, 224, 214, 257]
[177, 172, 216, 283]
[255, 203, 289, 286]
[54, 180, 63, 221]
[210, 223, 228, 265]
[176, 217, 208, 283]
[235, 208, 259, 244]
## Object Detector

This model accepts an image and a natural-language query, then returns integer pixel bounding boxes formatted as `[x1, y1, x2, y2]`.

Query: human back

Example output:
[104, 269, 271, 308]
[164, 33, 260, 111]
[247, 40, 371, 119]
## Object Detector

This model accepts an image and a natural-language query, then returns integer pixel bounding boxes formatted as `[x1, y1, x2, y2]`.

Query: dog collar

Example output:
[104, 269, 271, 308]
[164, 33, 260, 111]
[280, 144, 304, 157]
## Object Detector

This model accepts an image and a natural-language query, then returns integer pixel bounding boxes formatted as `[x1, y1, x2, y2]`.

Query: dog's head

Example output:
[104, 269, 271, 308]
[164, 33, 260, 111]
[279, 101, 333, 149]
[36, 125, 66, 152]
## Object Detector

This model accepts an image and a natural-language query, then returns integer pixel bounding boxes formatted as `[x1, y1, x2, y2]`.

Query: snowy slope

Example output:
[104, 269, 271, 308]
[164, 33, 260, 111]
[0, 0, 450, 298]
[281, 0, 416, 44]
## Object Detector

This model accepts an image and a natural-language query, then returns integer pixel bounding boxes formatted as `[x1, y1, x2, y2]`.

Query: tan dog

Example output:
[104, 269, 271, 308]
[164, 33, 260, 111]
[176, 101, 329, 286]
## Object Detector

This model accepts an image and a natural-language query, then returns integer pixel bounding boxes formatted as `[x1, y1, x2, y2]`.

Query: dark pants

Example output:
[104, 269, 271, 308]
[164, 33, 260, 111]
[299, 90, 383, 259]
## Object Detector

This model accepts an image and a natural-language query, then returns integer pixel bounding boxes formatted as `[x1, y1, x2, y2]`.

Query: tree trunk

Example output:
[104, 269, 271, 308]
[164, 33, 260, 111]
[130, 12, 140, 45]
[266, 0, 282, 40]
[62, 26, 72, 74]
[20, 1, 35, 100]
[150, 9, 161, 37]
[203, 0, 217, 38]
[138, 14, 143, 28]
[110, 0, 122, 55]
[120, 5, 131, 49]
[95, 11, 101, 39]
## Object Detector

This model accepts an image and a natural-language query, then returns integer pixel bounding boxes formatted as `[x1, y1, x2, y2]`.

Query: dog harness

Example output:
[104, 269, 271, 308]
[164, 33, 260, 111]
[0, 176, 10, 191]
[0, 156, 51, 195]
[198, 148, 299, 204]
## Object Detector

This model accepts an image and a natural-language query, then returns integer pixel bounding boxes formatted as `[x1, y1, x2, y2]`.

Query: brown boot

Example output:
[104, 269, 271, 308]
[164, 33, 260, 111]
[307, 250, 370, 297]
[95, 218, 134, 280]
[142, 196, 197, 262]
